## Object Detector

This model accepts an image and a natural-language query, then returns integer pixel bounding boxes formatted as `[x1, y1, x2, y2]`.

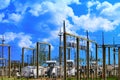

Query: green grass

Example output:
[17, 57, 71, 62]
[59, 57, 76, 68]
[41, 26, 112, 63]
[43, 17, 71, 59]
[66, 77, 118, 80]
[0, 77, 118, 80]
[106, 77, 118, 80]
[0, 77, 29, 80]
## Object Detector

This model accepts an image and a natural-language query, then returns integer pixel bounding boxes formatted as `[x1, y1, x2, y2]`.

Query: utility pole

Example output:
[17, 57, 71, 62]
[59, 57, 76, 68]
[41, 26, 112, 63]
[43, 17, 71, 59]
[113, 37, 116, 76]
[68, 48, 70, 60]
[8, 46, 11, 78]
[118, 47, 120, 80]
[48, 44, 51, 60]
[108, 46, 111, 77]
[0, 43, 11, 78]
[102, 32, 106, 80]
[33, 50, 35, 65]
[58, 26, 62, 65]
[108, 47, 110, 65]
[63, 20, 67, 80]
[36, 42, 39, 78]
[86, 30, 90, 80]
[95, 44, 98, 79]
[2, 36, 5, 57]
[0, 36, 5, 67]
[76, 37, 79, 80]
[22, 48, 24, 68]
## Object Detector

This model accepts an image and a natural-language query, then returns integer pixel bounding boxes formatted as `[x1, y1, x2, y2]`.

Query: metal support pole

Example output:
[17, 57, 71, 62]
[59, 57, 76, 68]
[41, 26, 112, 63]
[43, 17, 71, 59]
[8, 46, 11, 78]
[1, 36, 5, 67]
[27, 55, 29, 65]
[36, 42, 39, 78]
[108, 47, 110, 65]
[87, 41, 89, 80]
[36, 42, 50, 78]
[5, 59, 7, 76]
[22, 48, 24, 68]
[59, 46, 62, 65]
[48, 45, 51, 60]
[108, 47, 110, 77]
[76, 37, 79, 80]
[86, 31, 89, 80]
[102, 45, 106, 80]
[68, 48, 70, 60]
[113, 48, 116, 76]
[118, 47, 120, 80]
[59, 27, 62, 65]
[33, 50, 35, 65]
[95, 44, 98, 79]
[2, 43, 4, 67]
[59, 46, 62, 78]
[63, 20, 67, 80]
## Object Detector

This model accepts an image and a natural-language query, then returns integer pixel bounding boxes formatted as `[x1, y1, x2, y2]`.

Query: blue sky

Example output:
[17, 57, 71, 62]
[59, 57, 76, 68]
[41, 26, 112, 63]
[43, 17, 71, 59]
[0, 0, 120, 64]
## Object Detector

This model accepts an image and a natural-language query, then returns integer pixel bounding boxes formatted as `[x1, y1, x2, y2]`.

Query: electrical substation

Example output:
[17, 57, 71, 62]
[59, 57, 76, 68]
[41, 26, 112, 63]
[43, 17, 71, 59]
[0, 21, 120, 80]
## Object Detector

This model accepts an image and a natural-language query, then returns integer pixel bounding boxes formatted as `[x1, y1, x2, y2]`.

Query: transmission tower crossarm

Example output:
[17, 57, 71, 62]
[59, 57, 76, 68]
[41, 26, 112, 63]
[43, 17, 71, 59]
[23, 47, 35, 50]
[65, 32, 97, 44]
[37, 42, 51, 46]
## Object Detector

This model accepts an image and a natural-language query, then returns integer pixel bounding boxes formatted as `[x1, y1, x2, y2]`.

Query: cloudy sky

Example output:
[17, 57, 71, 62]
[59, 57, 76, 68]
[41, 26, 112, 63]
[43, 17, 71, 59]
[0, 0, 120, 63]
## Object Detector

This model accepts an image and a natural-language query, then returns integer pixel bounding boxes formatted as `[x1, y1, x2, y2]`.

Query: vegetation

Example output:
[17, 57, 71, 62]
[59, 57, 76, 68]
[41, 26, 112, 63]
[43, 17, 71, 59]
[0, 77, 32, 80]
[0, 77, 118, 80]
[66, 77, 118, 80]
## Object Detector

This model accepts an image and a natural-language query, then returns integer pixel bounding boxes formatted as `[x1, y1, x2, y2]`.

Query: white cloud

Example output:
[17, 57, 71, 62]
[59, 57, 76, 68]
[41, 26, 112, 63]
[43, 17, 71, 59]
[21, 0, 120, 34]
[0, 13, 5, 22]
[11, 0, 80, 32]
[28, 0, 79, 18]
[29, 4, 44, 16]
[96, 1, 112, 10]
[8, 13, 22, 22]
[18, 33, 33, 48]
[42, 29, 59, 42]
[1, 32, 34, 48]
[37, 0, 117, 33]
[0, 13, 22, 23]
[3, 32, 17, 43]
[70, 1, 120, 32]
[87, 0, 100, 12]
[11, 0, 120, 34]
[0, 12, 22, 24]
[87, 1, 99, 8]
[0, 0, 10, 9]
[54, 0, 81, 5]
[73, 14, 116, 32]
[27, 0, 78, 36]
[98, 2, 120, 21]
[6, 0, 120, 43]
[13, 2, 28, 15]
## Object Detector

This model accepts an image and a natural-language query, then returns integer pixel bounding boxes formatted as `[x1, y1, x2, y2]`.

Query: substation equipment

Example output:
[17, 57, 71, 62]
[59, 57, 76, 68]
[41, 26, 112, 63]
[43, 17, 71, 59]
[21, 47, 35, 68]
[98, 44, 120, 80]
[62, 21, 120, 80]
[36, 42, 51, 78]
[62, 21, 98, 80]
[0, 44, 11, 78]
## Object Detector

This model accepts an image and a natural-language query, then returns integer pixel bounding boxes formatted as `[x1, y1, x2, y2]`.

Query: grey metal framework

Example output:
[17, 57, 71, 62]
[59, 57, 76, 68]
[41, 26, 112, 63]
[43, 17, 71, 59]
[0, 44, 11, 78]
[98, 44, 120, 80]
[36, 42, 51, 78]
[21, 47, 35, 68]
[118, 47, 120, 80]
[63, 21, 97, 80]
